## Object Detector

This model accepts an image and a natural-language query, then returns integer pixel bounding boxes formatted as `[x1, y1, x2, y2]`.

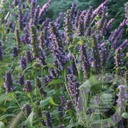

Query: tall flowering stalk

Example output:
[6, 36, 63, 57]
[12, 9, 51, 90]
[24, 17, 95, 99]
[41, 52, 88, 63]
[64, 9, 73, 44]
[18, 8, 23, 31]
[70, 55, 78, 76]
[23, 80, 32, 93]
[45, 111, 52, 128]
[70, 3, 77, 21]
[22, 104, 32, 116]
[4, 71, 14, 93]
[33, 5, 40, 25]
[20, 56, 27, 70]
[52, 48, 68, 70]
[92, 0, 108, 19]
[118, 39, 128, 50]
[55, 12, 63, 29]
[109, 20, 126, 49]
[50, 22, 63, 48]
[18, 74, 24, 86]
[38, 0, 52, 22]
[106, 18, 115, 31]
[84, 6, 93, 29]
[30, 0, 37, 19]
[80, 45, 90, 78]
[15, 28, 21, 49]
[25, 50, 33, 63]
[115, 48, 124, 75]
[30, 25, 40, 58]
[92, 35, 101, 74]
[77, 10, 86, 36]
[100, 42, 107, 67]
[67, 74, 79, 108]
[12, 46, 18, 57]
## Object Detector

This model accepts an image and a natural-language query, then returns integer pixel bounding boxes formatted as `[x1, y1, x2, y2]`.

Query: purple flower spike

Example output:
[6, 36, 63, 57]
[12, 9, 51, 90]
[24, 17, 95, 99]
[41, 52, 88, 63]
[20, 56, 27, 70]
[23, 80, 32, 93]
[12, 46, 18, 57]
[45, 111, 52, 128]
[4, 71, 14, 93]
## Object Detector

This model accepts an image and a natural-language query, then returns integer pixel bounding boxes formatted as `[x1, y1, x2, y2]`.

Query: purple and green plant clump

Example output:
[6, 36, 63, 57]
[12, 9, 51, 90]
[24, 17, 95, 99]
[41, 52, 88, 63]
[0, 0, 128, 128]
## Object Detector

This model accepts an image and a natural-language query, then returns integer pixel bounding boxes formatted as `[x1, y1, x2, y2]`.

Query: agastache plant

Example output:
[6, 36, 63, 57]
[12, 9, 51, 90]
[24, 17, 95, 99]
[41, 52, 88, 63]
[1, 0, 128, 127]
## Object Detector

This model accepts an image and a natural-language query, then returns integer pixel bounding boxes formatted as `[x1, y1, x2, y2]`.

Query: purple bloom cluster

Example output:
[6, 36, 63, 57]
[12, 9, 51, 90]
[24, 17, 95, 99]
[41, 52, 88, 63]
[52, 48, 68, 70]
[92, 0, 108, 17]
[25, 50, 33, 63]
[115, 48, 124, 75]
[18, 74, 24, 86]
[38, 0, 52, 20]
[55, 12, 63, 29]
[4, 71, 14, 93]
[23, 80, 32, 93]
[20, 56, 27, 70]
[12, 46, 18, 57]
[67, 74, 79, 107]
[70, 55, 78, 76]
[77, 10, 86, 36]
[109, 20, 126, 49]
[45, 111, 52, 128]
[92, 35, 101, 74]
[80, 45, 90, 78]
[22, 104, 32, 116]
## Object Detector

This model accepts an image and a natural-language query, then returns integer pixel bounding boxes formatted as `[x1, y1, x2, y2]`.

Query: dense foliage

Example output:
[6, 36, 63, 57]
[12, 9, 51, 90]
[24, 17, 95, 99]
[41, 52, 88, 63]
[0, 0, 128, 128]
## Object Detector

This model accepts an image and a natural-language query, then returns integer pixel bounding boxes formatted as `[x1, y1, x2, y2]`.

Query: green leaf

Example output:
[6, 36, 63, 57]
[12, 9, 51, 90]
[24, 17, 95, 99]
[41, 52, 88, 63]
[49, 97, 58, 106]
[0, 94, 9, 104]
[122, 112, 128, 119]
[48, 79, 63, 86]
[40, 97, 50, 107]
[0, 121, 5, 128]
[26, 111, 34, 127]
[40, 97, 58, 107]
